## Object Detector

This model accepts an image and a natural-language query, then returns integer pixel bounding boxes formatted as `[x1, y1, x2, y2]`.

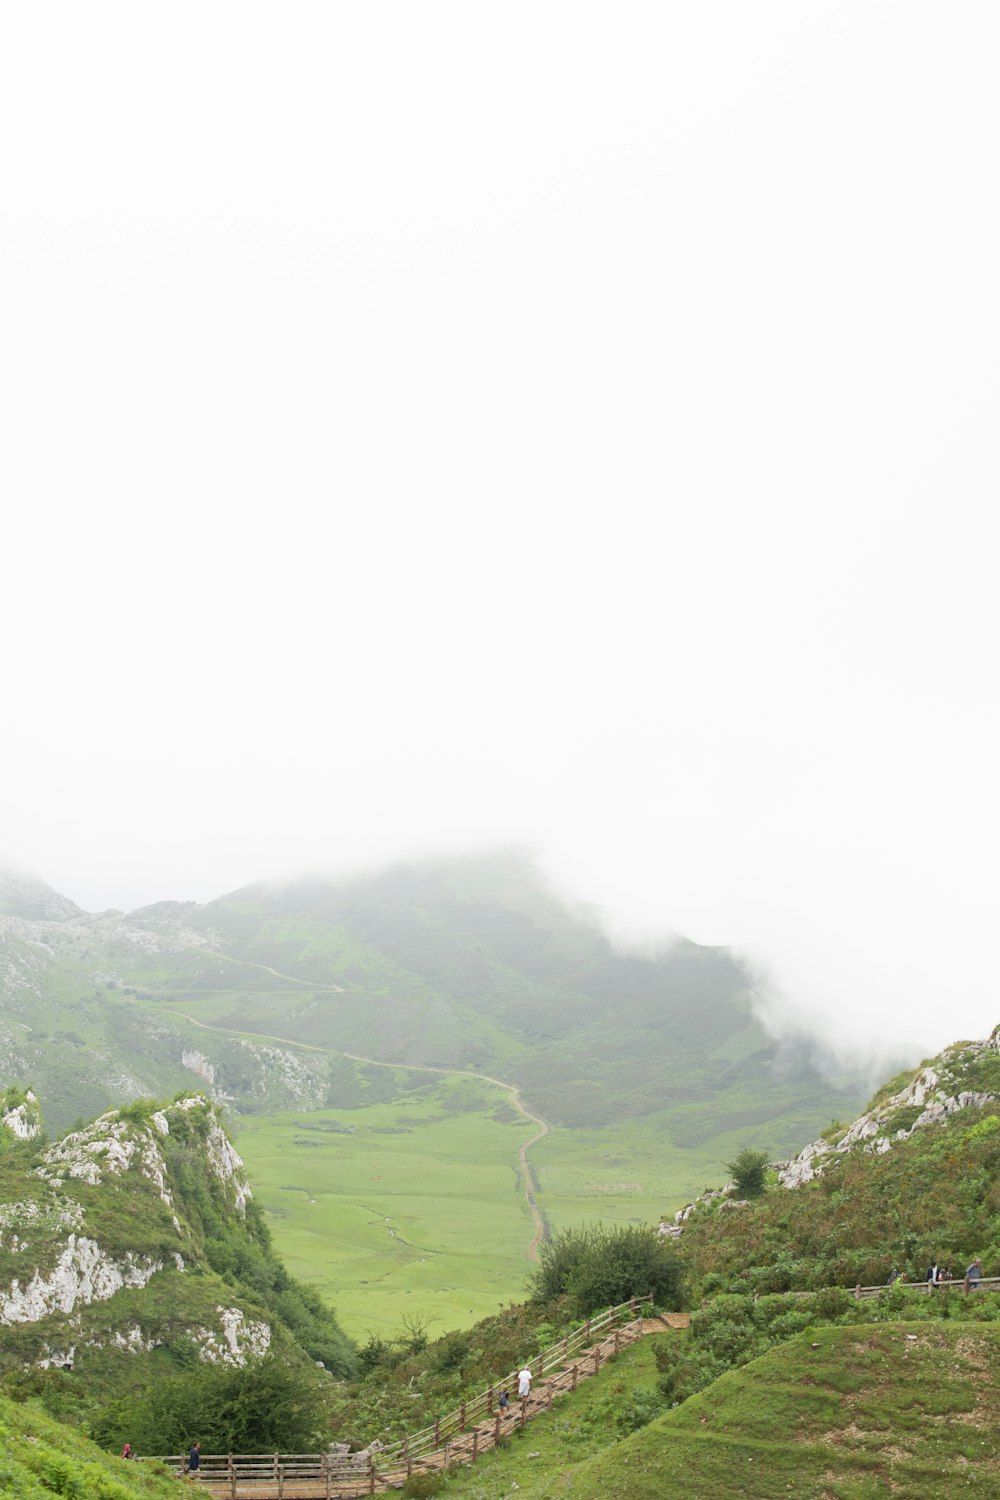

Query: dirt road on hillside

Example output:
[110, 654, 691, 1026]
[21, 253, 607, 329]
[145, 994, 552, 1263]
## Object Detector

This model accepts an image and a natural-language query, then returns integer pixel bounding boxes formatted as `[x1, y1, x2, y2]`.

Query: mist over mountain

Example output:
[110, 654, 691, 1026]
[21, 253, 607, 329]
[1, 853, 871, 1155]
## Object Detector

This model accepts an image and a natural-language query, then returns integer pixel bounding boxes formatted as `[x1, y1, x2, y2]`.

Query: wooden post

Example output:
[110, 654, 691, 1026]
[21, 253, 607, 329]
[277, 1462, 284, 1500]
[434, 1418, 440, 1446]
[536, 1353, 543, 1383]
[444, 1441, 452, 1469]
[487, 1383, 494, 1413]
[563, 1334, 569, 1360]
[325, 1451, 332, 1500]
[571, 1364, 578, 1391]
[369, 1458, 376, 1495]
[547, 1386, 553, 1410]
[494, 1413, 501, 1443]
[593, 1349, 601, 1376]
[614, 1328, 621, 1356]
[520, 1399, 527, 1427]
[228, 1453, 235, 1500]
[472, 1430, 479, 1460]
[406, 1449, 413, 1478]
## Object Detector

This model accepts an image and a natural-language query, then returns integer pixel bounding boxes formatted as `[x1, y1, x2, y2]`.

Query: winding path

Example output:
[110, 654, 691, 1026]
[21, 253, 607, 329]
[138, 954, 552, 1261]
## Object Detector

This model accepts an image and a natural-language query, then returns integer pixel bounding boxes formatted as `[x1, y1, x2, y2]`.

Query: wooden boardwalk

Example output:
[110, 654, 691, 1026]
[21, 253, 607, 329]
[151, 1299, 685, 1497]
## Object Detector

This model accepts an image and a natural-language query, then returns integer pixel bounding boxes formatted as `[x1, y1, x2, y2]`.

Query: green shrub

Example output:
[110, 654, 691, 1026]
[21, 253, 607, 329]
[92, 1355, 328, 1455]
[528, 1224, 683, 1315]
[724, 1148, 769, 1200]
[400, 1472, 443, 1497]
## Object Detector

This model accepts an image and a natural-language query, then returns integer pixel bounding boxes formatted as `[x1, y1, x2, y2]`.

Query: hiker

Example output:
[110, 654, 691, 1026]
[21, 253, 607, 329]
[121, 1443, 133, 1460]
[886, 1268, 898, 1286]
[965, 1258, 982, 1293]
[498, 1388, 511, 1416]
[517, 1365, 533, 1400]
[925, 1261, 938, 1287]
[188, 1441, 200, 1473]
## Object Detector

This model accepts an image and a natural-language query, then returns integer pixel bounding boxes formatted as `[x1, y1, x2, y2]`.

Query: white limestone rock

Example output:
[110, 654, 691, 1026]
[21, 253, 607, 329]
[204, 1119, 251, 1214]
[194, 1307, 271, 1365]
[2, 1093, 41, 1141]
[776, 1033, 1000, 1188]
[0, 1235, 162, 1325]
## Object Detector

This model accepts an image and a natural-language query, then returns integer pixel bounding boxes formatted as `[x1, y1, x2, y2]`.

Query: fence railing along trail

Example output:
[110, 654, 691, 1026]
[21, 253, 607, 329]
[148, 1294, 655, 1496]
[144, 1275, 1000, 1494]
[785, 1274, 1000, 1302]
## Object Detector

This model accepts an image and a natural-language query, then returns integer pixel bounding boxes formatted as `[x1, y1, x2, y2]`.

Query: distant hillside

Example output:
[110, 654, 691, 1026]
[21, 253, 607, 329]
[0, 855, 868, 1156]
[0, 866, 83, 922]
[0, 1089, 354, 1422]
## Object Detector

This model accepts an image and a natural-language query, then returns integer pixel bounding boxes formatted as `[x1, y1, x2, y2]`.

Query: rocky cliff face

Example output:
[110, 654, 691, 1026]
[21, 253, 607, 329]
[0, 1093, 275, 1377]
[775, 1028, 1000, 1188]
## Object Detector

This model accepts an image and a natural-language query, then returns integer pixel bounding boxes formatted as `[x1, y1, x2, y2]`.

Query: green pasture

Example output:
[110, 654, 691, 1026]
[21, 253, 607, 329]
[531, 1119, 731, 1237]
[232, 1076, 536, 1339]
[233, 1076, 737, 1341]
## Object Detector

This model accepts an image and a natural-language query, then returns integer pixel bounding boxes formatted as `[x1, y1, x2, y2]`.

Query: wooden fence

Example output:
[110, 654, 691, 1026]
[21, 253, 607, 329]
[148, 1294, 653, 1494]
[775, 1275, 1000, 1303]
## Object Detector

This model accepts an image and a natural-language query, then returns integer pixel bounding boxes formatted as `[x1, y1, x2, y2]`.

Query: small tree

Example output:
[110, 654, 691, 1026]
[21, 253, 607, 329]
[724, 1148, 770, 1200]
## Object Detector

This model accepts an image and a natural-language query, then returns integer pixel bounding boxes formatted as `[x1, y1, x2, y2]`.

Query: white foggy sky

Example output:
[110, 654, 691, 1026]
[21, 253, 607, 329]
[2, 3, 997, 1064]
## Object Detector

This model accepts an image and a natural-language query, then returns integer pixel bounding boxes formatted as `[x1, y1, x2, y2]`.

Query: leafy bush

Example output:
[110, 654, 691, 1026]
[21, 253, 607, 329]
[92, 1354, 328, 1455]
[400, 1474, 443, 1498]
[528, 1224, 683, 1315]
[431, 1331, 471, 1374]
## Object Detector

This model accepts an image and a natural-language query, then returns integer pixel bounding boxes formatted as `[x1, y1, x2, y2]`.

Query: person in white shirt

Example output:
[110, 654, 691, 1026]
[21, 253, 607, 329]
[517, 1366, 533, 1399]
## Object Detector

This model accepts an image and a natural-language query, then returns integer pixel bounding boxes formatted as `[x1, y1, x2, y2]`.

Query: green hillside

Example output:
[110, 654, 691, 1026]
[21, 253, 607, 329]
[0, 1392, 178, 1499]
[679, 1031, 1000, 1298]
[0, 855, 869, 1152]
[517, 1322, 1000, 1498]
[0, 1089, 354, 1433]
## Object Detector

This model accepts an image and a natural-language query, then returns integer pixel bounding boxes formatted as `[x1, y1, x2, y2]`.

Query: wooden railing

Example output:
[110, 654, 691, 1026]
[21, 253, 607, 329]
[765, 1275, 1000, 1303]
[148, 1294, 653, 1492]
[850, 1275, 1000, 1301]
[373, 1292, 651, 1470]
[154, 1452, 380, 1496]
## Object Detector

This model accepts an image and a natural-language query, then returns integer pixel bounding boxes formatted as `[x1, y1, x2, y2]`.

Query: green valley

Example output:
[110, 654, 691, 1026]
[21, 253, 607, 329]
[0, 855, 873, 1338]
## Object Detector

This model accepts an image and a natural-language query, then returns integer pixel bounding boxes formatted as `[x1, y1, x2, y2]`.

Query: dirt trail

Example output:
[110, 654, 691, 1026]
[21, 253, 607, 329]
[145, 994, 551, 1263]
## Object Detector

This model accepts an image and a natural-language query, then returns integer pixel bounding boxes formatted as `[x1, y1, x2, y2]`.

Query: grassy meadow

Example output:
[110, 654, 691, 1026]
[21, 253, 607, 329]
[232, 1075, 537, 1338]
[232, 1072, 746, 1340]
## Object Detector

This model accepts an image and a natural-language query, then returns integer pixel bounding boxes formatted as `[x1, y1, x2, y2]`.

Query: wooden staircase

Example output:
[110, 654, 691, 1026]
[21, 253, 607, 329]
[162, 1298, 684, 1496]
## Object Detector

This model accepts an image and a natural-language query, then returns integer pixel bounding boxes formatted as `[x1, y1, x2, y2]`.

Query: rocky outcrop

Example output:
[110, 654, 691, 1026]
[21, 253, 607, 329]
[1, 1235, 162, 1325]
[193, 1306, 272, 1365]
[1, 1091, 41, 1141]
[665, 1027, 1000, 1230]
[38, 1116, 172, 1202]
[776, 1032, 1000, 1188]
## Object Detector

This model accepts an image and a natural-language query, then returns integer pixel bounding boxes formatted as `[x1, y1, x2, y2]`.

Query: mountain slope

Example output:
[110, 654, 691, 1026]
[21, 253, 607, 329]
[673, 1025, 1000, 1294]
[0, 854, 868, 1156]
[0, 1391, 179, 1499]
[523, 1322, 1000, 1499]
[0, 1090, 354, 1414]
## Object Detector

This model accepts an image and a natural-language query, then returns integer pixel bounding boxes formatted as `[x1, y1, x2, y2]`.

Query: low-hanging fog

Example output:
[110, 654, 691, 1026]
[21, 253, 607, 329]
[2, 3, 997, 1071]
